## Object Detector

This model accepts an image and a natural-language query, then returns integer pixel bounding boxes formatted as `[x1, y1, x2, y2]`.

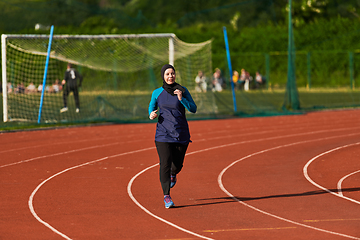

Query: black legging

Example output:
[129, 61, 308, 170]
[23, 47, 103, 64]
[155, 141, 189, 195]
[63, 86, 80, 109]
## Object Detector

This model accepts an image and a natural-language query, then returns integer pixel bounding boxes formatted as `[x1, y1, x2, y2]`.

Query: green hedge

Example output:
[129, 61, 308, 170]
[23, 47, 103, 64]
[2, 17, 360, 90]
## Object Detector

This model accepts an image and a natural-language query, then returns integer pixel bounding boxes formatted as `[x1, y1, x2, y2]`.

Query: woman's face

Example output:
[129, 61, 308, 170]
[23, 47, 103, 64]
[164, 68, 176, 85]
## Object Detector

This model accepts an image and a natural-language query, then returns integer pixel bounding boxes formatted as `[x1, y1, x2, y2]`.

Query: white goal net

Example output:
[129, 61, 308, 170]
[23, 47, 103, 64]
[2, 33, 215, 123]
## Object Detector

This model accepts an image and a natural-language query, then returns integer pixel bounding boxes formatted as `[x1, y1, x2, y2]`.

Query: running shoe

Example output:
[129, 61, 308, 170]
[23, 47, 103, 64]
[60, 107, 68, 113]
[170, 174, 177, 188]
[164, 195, 175, 208]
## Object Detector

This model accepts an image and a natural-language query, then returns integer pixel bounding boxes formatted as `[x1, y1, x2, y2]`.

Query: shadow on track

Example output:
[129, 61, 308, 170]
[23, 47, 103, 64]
[174, 187, 360, 209]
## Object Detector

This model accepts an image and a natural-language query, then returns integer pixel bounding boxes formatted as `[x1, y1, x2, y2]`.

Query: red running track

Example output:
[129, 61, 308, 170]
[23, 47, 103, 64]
[1, 109, 360, 240]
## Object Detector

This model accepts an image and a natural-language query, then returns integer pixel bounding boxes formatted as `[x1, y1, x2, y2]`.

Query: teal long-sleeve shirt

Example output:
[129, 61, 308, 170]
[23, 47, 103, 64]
[148, 86, 197, 144]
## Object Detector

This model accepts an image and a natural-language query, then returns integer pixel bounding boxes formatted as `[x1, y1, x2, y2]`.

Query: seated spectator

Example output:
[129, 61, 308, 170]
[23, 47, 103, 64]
[244, 70, 253, 91]
[37, 83, 52, 93]
[255, 71, 266, 89]
[239, 68, 252, 91]
[195, 70, 207, 92]
[239, 69, 246, 88]
[37, 83, 43, 93]
[212, 68, 223, 92]
[26, 82, 37, 94]
[15, 82, 25, 94]
[232, 70, 240, 90]
[47, 85, 54, 93]
[7, 82, 13, 93]
[52, 79, 62, 93]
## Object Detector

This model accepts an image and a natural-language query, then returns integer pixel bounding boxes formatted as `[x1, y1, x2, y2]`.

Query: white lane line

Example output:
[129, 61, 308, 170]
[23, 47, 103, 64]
[303, 142, 360, 206]
[0, 136, 148, 154]
[338, 170, 360, 197]
[28, 147, 153, 240]
[0, 141, 143, 168]
[127, 163, 215, 240]
[127, 133, 360, 240]
[218, 135, 360, 239]
[3, 125, 360, 168]
[0, 138, 103, 154]
[28, 131, 360, 239]
[0, 116, 340, 154]
[126, 143, 248, 240]
[28, 156, 109, 240]
[194, 126, 360, 143]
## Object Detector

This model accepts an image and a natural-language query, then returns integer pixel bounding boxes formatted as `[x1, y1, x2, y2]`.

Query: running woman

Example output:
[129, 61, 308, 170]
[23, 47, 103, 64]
[148, 64, 197, 208]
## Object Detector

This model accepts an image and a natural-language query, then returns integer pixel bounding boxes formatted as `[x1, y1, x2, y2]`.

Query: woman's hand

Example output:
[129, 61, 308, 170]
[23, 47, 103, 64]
[174, 89, 183, 101]
[149, 109, 158, 120]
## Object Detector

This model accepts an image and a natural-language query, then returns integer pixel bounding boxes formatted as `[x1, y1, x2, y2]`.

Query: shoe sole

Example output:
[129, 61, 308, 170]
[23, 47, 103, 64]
[165, 203, 175, 209]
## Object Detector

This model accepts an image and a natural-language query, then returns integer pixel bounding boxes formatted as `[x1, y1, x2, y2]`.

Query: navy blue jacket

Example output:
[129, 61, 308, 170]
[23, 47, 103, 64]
[148, 86, 197, 144]
[64, 68, 83, 88]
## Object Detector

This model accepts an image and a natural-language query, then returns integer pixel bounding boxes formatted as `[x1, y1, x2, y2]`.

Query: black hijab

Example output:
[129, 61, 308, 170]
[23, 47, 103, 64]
[161, 64, 185, 96]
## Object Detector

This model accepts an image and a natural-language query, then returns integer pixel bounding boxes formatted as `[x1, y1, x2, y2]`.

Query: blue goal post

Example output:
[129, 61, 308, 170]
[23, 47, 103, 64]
[37, 25, 54, 123]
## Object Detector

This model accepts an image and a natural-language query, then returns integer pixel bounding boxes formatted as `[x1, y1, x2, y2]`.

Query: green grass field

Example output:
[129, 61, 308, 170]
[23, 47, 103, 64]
[1, 87, 360, 131]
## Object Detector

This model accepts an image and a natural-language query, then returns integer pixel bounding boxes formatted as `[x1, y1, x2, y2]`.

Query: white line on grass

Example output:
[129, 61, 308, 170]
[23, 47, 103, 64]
[218, 135, 360, 239]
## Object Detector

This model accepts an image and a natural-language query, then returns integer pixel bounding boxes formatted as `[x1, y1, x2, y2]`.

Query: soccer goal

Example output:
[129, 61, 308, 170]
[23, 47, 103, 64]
[2, 33, 214, 123]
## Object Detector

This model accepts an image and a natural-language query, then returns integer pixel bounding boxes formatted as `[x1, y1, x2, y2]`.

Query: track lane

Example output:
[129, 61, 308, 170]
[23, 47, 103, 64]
[2, 110, 360, 239]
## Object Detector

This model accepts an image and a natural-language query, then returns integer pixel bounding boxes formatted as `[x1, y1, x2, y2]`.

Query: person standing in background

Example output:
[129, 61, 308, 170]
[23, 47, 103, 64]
[148, 64, 197, 208]
[60, 63, 83, 113]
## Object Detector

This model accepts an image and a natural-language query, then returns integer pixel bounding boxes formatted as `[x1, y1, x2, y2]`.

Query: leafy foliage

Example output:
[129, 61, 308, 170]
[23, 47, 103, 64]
[1, 0, 360, 83]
